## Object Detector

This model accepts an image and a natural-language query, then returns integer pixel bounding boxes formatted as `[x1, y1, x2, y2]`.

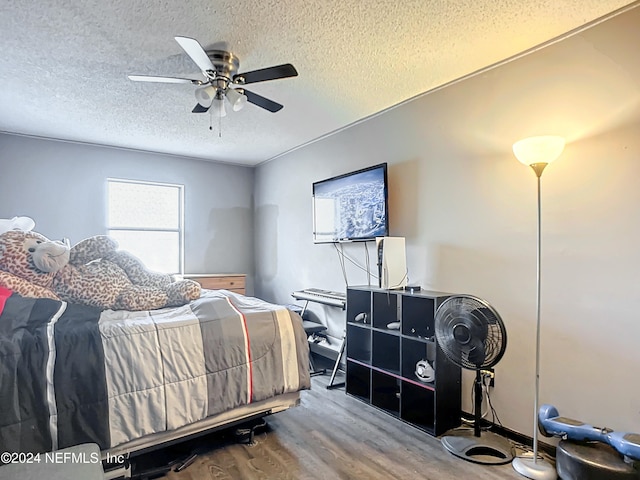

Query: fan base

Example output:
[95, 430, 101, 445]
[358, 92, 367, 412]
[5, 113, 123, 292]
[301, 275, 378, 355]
[512, 456, 557, 480]
[441, 429, 513, 465]
[205, 50, 240, 79]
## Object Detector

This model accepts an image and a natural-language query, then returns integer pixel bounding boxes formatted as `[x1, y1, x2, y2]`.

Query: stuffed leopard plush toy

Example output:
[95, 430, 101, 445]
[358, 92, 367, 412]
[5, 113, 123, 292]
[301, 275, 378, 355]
[0, 230, 201, 311]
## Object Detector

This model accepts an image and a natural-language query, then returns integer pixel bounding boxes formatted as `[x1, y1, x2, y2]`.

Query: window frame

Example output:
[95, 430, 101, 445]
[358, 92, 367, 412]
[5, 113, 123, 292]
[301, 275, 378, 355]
[106, 178, 185, 275]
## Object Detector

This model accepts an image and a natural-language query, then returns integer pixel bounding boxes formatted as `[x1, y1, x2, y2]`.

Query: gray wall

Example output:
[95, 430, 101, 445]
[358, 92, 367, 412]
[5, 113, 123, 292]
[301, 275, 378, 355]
[0, 134, 255, 291]
[254, 8, 640, 438]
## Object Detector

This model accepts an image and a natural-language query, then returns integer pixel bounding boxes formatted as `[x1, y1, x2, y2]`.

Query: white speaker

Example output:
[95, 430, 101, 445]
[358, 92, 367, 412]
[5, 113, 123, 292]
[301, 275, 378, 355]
[376, 236, 407, 289]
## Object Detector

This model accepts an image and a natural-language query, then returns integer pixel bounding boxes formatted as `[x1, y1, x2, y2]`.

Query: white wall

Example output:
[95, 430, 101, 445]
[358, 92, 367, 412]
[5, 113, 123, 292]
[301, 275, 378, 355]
[0, 134, 255, 290]
[254, 7, 640, 437]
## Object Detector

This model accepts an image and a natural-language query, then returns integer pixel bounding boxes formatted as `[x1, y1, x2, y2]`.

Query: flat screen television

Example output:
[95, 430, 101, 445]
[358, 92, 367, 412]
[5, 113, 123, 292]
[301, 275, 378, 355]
[312, 163, 389, 243]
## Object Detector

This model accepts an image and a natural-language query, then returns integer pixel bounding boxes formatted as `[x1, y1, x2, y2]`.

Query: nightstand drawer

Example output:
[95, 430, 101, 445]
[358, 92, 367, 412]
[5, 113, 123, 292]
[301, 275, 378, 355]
[184, 274, 246, 294]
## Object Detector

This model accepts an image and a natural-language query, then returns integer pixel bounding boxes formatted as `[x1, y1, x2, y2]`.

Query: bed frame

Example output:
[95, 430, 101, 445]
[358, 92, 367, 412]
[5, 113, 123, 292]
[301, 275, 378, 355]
[103, 392, 300, 478]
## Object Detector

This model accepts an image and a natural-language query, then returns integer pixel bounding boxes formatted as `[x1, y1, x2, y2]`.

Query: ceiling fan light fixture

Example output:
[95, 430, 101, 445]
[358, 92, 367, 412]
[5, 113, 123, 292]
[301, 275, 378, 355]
[195, 85, 216, 107]
[211, 95, 227, 118]
[226, 88, 248, 112]
[127, 36, 297, 118]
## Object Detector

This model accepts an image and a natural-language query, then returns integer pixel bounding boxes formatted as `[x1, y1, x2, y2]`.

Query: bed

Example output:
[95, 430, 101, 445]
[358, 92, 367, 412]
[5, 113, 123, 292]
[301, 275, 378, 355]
[0, 287, 311, 458]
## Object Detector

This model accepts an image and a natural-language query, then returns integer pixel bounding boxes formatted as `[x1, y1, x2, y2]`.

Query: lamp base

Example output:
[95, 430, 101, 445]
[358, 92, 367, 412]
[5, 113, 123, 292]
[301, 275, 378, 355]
[512, 455, 557, 480]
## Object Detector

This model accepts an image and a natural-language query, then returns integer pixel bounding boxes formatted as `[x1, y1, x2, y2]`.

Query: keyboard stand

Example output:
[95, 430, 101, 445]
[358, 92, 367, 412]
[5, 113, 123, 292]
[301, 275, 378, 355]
[299, 299, 311, 318]
[326, 330, 346, 390]
[291, 289, 347, 389]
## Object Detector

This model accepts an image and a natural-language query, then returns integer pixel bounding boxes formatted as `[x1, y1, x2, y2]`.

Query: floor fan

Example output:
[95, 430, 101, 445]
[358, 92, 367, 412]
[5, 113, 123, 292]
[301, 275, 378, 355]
[435, 295, 513, 465]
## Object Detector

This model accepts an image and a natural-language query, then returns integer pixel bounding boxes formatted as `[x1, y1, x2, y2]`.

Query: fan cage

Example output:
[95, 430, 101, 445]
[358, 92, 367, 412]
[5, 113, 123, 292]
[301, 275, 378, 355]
[435, 295, 507, 371]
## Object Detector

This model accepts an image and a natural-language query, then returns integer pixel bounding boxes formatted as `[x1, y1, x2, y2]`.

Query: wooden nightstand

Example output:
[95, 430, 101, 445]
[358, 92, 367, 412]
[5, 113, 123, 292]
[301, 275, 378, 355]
[183, 274, 246, 295]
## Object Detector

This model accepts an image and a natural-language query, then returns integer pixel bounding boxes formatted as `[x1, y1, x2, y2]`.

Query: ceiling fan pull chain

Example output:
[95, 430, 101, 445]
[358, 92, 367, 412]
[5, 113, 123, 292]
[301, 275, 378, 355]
[208, 107, 223, 137]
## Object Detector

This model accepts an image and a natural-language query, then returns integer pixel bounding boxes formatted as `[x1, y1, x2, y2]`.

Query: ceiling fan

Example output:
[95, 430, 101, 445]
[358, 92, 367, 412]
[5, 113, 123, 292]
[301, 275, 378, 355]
[128, 36, 298, 116]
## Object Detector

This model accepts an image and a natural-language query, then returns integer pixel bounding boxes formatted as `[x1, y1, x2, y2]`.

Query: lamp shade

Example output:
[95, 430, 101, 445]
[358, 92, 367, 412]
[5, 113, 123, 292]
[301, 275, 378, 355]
[210, 96, 227, 117]
[195, 85, 216, 107]
[226, 88, 248, 112]
[512, 136, 565, 166]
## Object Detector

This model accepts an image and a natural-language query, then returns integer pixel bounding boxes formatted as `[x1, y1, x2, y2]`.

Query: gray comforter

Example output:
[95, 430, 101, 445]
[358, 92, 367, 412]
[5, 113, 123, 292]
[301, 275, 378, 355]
[0, 288, 310, 453]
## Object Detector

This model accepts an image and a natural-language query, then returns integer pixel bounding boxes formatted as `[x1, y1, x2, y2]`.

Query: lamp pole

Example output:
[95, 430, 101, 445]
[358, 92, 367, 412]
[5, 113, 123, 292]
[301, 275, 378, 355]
[512, 136, 564, 480]
[533, 163, 545, 468]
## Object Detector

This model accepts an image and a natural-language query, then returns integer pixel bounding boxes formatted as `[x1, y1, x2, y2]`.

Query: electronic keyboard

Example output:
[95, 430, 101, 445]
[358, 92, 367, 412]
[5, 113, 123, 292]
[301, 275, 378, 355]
[291, 288, 346, 309]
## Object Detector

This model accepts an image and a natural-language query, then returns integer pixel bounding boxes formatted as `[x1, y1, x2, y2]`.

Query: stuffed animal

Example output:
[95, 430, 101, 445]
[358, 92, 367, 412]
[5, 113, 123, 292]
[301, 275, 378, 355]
[0, 229, 64, 300]
[0, 230, 201, 311]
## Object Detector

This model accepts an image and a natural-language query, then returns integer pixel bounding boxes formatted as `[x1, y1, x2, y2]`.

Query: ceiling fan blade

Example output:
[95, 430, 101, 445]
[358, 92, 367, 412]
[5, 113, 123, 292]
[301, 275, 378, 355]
[243, 89, 283, 112]
[174, 36, 215, 73]
[128, 75, 203, 84]
[192, 103, 209, 113]
[233, 64, 298, 85]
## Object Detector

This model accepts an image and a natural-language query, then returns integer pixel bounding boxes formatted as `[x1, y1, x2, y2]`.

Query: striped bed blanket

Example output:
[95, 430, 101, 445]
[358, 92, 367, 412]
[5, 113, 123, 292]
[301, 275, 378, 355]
[0, 287, 310, 454]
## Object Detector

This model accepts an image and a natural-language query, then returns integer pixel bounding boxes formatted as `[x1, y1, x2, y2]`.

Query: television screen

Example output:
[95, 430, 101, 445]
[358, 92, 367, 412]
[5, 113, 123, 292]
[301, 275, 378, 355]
[313, 163, 388, 243]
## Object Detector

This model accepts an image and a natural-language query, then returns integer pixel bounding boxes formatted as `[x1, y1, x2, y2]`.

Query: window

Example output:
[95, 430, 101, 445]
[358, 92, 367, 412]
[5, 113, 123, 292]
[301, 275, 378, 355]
[107, 179, 184, 274]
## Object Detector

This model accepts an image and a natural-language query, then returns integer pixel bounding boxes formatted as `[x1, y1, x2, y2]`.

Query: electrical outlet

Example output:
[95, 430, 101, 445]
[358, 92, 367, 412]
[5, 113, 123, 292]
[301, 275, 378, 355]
[481, 368, 495, 387]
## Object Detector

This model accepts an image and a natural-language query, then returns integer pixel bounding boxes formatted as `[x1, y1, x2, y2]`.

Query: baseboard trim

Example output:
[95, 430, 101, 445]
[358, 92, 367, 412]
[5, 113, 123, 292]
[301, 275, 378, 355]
[461, 411, 557, 458]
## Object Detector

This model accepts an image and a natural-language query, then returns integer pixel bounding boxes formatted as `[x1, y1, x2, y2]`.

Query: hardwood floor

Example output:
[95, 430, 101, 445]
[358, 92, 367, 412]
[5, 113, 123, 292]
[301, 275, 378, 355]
[148, 375, 536, 480]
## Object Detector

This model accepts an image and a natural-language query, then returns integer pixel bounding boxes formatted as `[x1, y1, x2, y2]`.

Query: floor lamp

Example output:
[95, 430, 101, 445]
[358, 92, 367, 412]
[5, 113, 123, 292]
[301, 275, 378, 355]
[511, 135, 565, 480]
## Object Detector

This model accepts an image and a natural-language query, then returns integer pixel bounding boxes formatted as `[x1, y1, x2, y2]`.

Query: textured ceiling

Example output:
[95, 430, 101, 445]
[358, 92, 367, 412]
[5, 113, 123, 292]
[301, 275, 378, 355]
[0, 0, 636, 165]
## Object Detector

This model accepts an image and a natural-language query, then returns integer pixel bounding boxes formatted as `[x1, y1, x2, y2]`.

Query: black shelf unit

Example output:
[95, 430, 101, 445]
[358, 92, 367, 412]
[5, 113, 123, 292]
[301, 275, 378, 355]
[345, 286, 461, 436]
